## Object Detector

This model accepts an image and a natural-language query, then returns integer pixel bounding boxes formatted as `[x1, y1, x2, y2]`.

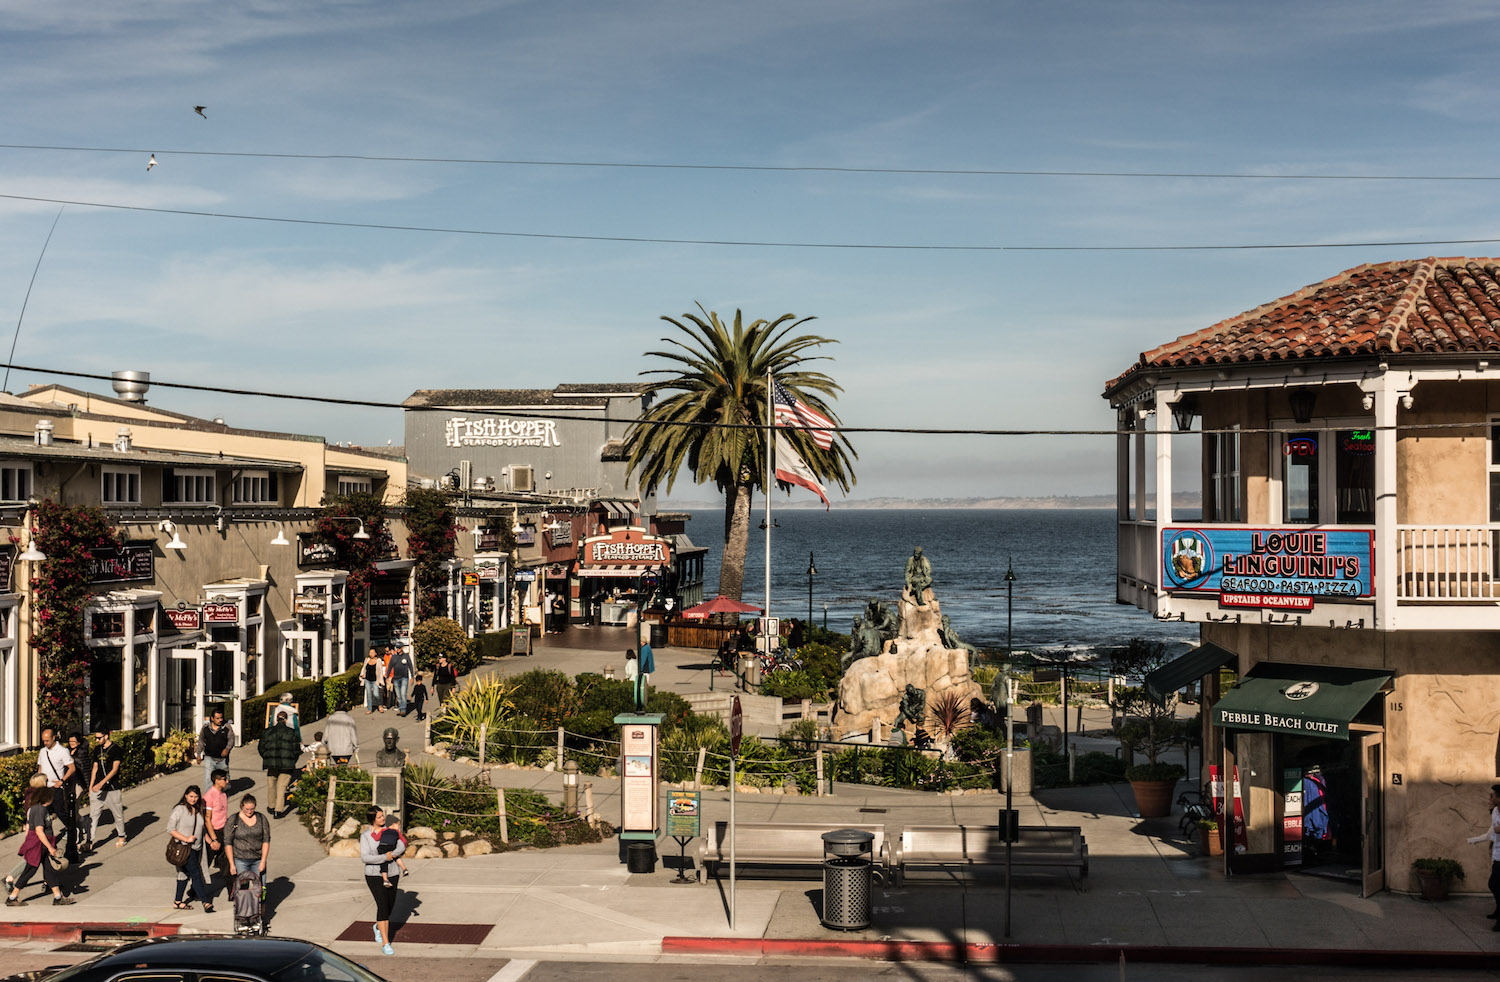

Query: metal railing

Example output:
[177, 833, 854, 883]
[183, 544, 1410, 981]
[1396, 525, 1500, 600]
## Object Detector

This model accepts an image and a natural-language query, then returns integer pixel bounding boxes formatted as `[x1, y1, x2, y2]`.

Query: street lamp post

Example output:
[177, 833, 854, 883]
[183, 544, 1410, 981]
[806, 551, 816, 624]
[1003, 556, 1016, 939]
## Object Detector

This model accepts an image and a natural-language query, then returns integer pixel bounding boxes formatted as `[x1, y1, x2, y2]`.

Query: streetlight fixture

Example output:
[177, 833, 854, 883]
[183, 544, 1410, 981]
[806, 551, 816, 623]
[270, 523, 290, 546]
[0, 526, 46, 564]
[159, 520, 187, 551]
[1004, 557, 1016, 657]
[1002, 555, 1017, 940]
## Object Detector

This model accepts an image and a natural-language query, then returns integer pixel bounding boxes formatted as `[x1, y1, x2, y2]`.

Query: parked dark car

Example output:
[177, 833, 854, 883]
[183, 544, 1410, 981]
[2, 936, 389, 982]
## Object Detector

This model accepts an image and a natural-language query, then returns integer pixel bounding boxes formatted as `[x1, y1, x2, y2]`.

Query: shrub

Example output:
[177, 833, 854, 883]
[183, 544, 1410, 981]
[113, 727, 158, 785]
[760, 669, 823, 700]
[0, 751, 40, 833]
[292, 765, 372, 834]
[777, 718, 824, 754]
[323, 666, 363, 715]
[474, 630, 514, 661]
[153, 729, 196, 772]
[431, 677, 516, 750]
[1412, 857, 1465, 882]
[242, 677, 327, 742]
[411, 617, 477, 674]
[507, 670, 578, 728]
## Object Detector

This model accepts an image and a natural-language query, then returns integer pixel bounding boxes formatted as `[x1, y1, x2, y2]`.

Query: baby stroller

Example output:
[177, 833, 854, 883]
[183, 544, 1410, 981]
[231, 869, 265, 935]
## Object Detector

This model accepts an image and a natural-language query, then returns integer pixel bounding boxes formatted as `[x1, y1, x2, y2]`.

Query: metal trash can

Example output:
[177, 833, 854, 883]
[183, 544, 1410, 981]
[820, 829, 874, 930]
[649, 622, 668, 648]
[626, 841, 656, 873]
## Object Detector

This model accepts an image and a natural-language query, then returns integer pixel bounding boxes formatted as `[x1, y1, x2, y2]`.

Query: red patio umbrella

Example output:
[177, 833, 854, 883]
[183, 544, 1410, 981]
[679, 595, 764, 620]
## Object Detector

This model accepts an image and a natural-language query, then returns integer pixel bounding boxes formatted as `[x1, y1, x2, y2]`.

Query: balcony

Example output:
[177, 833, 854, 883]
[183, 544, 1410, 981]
[1396, 525, 1500, 601]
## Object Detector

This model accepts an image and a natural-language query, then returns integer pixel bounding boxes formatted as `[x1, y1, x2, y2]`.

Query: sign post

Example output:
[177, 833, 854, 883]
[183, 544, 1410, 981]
[730, 695, 742, 929]
[666, 789, 701, 884]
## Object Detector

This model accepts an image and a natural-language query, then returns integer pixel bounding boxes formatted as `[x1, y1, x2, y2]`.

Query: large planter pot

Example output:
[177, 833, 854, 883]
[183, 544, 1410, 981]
[1199, 827, 1223, 857]
[1415, 870, 1452, 901]
[1130, 779, 1176, 818]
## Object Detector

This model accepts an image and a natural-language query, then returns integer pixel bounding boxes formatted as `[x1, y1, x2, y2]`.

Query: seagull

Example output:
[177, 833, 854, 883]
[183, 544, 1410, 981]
[194, 106, 207, 118]
[146, 154, 157, 171]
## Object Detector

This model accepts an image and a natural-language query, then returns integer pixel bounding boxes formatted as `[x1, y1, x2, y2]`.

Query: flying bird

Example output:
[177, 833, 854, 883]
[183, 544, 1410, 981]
[194, 106, 207, 118]
[147, 154, 157, 171]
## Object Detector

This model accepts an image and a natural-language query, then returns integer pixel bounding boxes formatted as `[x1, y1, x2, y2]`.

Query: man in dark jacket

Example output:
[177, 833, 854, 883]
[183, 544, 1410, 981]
[258, 718, 301, 819]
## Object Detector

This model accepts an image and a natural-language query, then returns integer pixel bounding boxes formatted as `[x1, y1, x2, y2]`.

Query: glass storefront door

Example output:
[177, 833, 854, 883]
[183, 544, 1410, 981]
[165, 649, 202, 734]
[1361, 732, 1385, 896]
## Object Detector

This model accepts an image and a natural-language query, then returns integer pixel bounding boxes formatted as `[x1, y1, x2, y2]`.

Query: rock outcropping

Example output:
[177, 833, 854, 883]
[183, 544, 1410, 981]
[832, 590, 983, 743]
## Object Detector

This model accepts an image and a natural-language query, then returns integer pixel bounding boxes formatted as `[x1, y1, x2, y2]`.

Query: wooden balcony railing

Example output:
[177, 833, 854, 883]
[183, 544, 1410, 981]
[1396, 525, 1500, 600]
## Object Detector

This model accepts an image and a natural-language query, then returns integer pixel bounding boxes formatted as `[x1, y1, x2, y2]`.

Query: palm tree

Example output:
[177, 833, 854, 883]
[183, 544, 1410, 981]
[625, 307, 856, 600]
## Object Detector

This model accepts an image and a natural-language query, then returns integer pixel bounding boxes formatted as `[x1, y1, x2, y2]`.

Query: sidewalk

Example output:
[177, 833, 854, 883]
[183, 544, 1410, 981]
[0, 643, 1492, 966]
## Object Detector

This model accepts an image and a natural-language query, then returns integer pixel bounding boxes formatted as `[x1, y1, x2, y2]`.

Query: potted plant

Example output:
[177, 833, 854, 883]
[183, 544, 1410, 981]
[1111, 640, 1189, 818]
[1197, 818, 1222, 857]
[1411, 857, 1464, 901]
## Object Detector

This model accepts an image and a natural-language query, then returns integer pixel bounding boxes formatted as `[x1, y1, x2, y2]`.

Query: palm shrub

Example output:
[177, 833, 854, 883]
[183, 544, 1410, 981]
[926, 691, 972, 743]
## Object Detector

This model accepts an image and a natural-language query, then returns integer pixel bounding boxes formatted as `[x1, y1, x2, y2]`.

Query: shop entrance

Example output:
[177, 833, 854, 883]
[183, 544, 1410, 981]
[165, 649, 202, 734]
[1279, 734, 1364, 883]
[283, 631, 319, 680]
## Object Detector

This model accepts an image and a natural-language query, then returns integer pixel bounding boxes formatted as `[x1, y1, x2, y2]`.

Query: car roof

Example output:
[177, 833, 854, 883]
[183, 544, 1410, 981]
[76, 936, 314, 974]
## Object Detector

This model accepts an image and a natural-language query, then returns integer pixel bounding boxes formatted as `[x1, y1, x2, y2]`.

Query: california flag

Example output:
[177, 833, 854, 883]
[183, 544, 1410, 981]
[774, 432, 830, 510]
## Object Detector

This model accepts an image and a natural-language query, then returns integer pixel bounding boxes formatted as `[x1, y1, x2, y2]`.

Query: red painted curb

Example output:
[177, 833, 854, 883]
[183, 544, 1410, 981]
[661, 937, 1500, 969]
[0, 922, 180, 942]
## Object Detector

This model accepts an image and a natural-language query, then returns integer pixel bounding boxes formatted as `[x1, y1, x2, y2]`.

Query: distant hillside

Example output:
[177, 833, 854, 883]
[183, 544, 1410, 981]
[660, 492, 1202, 511]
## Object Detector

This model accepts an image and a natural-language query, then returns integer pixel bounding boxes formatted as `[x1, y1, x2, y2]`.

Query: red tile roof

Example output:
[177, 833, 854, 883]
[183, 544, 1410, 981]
[1107, 258, 1500, 394]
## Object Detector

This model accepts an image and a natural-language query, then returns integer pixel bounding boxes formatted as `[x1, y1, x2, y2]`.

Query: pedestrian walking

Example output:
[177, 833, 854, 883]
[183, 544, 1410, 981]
[324, 709, 359, 765]
[406, 674, 428, 720]
[37, 727, 78, 863]
[4, 776, 49, 892]
[433, 655, 458, 707]
[625, 649, 644, 711]
[271, 693, 302, 744]
[196, 709, 235, 790]
[203, 769, 230, 878]
[167, 786, 213, 912]
[88, 729, 127, 849]
[362, 650, 382, 714]
[380, 648, 394, 712]
[360, 805, 406, 956]
[388, 646, 414, 715]
[257, 714, 300, 819]
[67, 734, 92, 851]
[1468, 783, 1500, 930]
[223, 794, 270, 880]
[6, 784, 74, 906]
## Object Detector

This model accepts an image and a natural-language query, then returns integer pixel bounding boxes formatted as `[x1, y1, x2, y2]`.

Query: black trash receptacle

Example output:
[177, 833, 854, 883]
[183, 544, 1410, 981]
[649, 622, 668, 648]
[626, 841, 656, 873]
[820, 829, 874, 930]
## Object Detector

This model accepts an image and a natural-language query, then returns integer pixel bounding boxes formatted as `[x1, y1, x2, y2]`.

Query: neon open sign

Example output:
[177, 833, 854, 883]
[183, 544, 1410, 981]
[1284, 436, 1317, 457]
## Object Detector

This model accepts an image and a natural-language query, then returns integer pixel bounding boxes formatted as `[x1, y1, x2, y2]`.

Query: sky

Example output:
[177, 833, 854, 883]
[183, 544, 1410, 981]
[4, 0, 1500, 501]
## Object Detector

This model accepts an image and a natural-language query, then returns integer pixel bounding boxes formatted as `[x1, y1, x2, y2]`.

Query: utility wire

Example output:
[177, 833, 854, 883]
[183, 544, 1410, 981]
[3, 144, 1500, 182]
[0, 360, 1485, 439]
[2, 192, 1500, 253]
[3, 207, 64, 391]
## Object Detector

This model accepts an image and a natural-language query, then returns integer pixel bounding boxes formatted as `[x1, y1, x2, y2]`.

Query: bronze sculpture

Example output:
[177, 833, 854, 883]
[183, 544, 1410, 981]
[903, 546, 933, 604]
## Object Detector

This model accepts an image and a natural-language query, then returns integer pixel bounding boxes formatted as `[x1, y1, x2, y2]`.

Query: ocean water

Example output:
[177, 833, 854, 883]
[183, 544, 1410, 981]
[691, 508, 1197, 658]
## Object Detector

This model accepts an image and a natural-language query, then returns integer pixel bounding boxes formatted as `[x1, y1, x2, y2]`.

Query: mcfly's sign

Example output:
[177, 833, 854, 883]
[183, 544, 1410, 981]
[583, 528, 671, 567]
[1162, 527, 1373, 606]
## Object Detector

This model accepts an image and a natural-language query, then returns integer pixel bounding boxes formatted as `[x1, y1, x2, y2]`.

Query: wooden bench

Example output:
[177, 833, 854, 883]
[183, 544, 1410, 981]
[695, 821, 895, 881]
[897, 824, 1088, 890]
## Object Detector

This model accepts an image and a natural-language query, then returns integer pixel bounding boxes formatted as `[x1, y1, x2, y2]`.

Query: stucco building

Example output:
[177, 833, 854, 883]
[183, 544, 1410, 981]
[1104, 258, 1500, 895]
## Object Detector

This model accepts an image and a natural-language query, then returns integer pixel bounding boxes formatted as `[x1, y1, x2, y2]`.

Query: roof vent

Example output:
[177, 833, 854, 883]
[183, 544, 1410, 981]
[114, 427, 132, 453]
[33, 419, 53, 447]
[110, 371, 150, 403]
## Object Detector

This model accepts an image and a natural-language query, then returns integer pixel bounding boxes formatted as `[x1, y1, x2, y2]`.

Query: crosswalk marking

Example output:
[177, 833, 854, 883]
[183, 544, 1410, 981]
[485, 958, 537, 982]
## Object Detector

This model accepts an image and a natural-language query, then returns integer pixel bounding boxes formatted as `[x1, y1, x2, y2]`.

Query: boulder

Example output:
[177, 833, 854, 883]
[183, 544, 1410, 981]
[440, 831, 457, 841]
[415, 844, 444, 859]
[441, 841, 462, 858]
[407, 826, 437, 841]
[462, 839, 493, 856]
[328, 838, 362, 858]
[336, 817, 360, 839]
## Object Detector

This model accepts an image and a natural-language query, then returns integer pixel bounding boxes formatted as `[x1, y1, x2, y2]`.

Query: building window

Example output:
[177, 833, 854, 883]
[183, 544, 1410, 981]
[1283, 431, 1320, 524]
[0, 464, 32, 503]
[1280, 426, 1376, 525]
[165, 468, 216, 504]
[102, 466, 141, 504]
[1334, 429, 1376, 523]
[233, 470, 275, 504]
[1206, 426, 1241, 523]
[337, 476, 372, 496]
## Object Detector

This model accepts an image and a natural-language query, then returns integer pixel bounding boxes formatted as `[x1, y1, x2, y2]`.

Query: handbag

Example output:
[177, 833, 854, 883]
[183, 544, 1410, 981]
[166, 835, 192, 867]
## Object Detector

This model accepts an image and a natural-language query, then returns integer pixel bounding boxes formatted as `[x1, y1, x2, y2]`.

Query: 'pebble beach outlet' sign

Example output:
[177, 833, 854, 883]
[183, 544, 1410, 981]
[445, 416, 561, 448]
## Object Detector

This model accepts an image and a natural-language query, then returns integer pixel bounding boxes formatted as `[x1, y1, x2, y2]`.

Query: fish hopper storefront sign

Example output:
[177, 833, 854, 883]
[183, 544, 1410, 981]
[1212, 662, 1391, 740]
[1162, 527, 1373, 609]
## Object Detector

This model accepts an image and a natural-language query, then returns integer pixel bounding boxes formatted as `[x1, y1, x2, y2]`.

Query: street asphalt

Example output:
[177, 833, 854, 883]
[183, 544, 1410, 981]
[0, 634, 1493, 967]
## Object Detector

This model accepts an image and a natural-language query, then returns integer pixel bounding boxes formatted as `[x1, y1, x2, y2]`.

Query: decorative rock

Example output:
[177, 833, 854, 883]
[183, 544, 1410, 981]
[408, 826, 437, 841]
[441, 841, 461, 858]
[336, 817, 360, 838]
[462, 839, 493, 856]
[415, 844, 443, 859]
[328, 838, 362, 858]
[440, 831, 457, 841]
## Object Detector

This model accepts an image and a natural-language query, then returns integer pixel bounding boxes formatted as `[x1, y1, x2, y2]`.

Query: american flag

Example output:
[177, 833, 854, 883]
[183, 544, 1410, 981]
[771, 378, 835, 449]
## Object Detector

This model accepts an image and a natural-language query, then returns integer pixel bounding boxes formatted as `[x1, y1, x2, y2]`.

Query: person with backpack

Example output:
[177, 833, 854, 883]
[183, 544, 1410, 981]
[195, 710, 235, 791]
[257, 716, 301, 819]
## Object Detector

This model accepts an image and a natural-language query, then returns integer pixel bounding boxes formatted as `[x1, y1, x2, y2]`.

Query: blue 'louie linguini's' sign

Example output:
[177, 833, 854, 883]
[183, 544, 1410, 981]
[1162, 527, 1373, 602]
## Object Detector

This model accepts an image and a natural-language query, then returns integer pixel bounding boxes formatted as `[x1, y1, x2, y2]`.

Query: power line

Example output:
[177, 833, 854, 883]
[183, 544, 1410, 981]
[4, 143, 1500, 182]
[0, 361, 1484, 439]
[4, 191, 1500, 253]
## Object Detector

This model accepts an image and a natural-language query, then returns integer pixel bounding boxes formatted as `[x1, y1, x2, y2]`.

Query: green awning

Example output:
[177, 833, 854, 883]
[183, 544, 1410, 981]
[1144, 642, 1238, 704]
[1212, 662, 1391, 740]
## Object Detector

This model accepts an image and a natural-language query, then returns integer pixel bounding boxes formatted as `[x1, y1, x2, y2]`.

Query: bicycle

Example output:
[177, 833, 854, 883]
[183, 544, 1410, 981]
[1176, 782, 1214, 835]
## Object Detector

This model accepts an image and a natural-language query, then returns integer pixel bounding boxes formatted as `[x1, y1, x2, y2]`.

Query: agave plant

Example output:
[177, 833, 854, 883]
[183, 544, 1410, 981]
[927, 690, 972, 742]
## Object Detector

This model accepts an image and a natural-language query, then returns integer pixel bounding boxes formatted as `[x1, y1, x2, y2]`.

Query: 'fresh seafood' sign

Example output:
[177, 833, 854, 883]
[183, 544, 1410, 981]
[1161, 527, 1373, 604]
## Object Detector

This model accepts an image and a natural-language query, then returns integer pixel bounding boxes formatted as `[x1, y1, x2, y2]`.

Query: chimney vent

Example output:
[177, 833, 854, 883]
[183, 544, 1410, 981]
[33, 420, 53, 447]
[114, 427, 132, 452]
[110, 371, 150, 403]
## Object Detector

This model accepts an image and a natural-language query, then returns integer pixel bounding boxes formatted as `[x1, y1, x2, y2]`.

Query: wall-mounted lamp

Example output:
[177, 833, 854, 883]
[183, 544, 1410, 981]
[0, 526, 46, 563]
[270, 524, 290, 547]
[1361, 392, 1375, 411]
[159, 520, 187, 551]
[1170, 394, 1200, 433]
[323, 516, 371, 540]
[1288, 387, 1318, 425]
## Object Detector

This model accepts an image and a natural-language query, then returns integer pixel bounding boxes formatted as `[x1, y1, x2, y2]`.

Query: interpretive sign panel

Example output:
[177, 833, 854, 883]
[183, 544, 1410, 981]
[666, 790, 701, 838]
[616, 715, 661, 837]
[1161, 527, 1373, 602]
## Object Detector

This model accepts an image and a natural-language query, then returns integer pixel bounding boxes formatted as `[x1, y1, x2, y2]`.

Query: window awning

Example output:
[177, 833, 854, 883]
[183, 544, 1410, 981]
[1211, 662, 1391, 741]
[1144, 642, 1238, 704]
[578, 564, 652, 578]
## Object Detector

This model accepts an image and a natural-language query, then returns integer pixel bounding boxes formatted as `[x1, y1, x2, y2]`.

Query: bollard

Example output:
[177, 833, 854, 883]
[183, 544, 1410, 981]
[495, 788, 509, 843]
[694, 747, 707, 789]
[563, 759, 579, 814]
[325, 775, 337, 835]
[479, 723, 488, 767]
[583, 783, 594, 821]
[557, 726, 565, 765]
[816, 749, 825, 797]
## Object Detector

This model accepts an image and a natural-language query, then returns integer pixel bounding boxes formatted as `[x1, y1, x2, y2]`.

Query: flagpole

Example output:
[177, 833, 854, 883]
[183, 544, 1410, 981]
[764, 369, 773, 656]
